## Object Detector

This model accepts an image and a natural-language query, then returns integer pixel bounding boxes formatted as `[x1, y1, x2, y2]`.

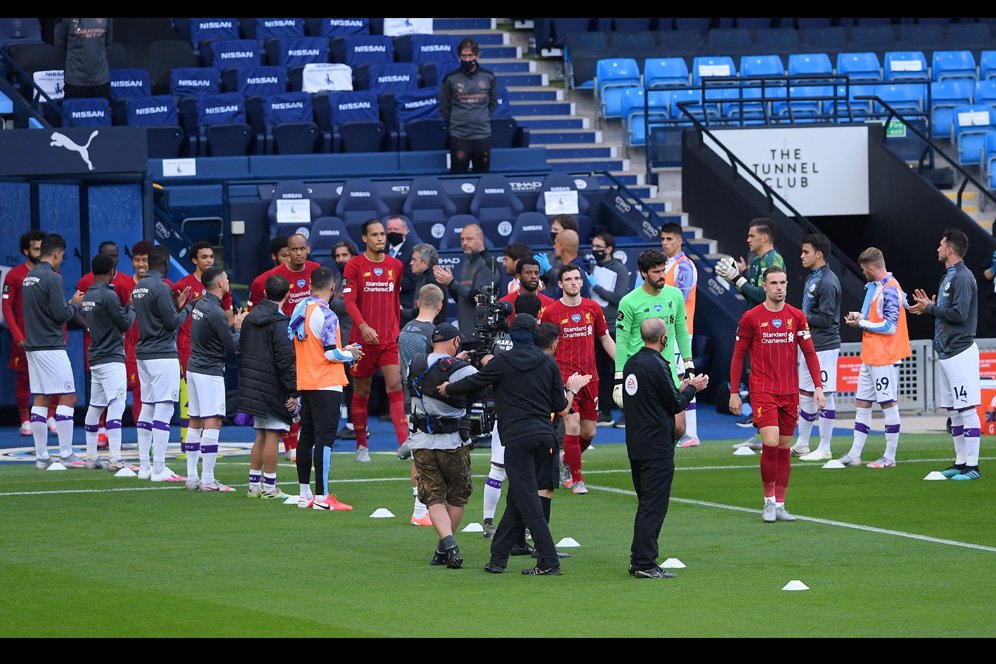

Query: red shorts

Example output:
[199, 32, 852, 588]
[752, 393, 799, 437]
[350, 340, 400, 378]
[568, 380, 599, 421]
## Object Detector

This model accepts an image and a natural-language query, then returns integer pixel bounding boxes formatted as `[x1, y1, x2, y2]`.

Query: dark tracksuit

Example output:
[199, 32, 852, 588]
[439, 64, 498, 173]
[82, 282, 134, 365]
[21, 262, 78, 351]
[188, 293, 239, 378]
[622, 347, 696, 571]
[133, 273, 192, 361]
[592, 256, 630, 417]
[446, 339, 568, 570]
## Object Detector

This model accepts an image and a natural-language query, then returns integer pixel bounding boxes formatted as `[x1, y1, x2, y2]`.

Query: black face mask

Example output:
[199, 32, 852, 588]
[336, 261, 347, 271]
[550, 232, 558, 245]
[387, 232, 404, 246]
[592, 249, 607, 263]
[460, 59, 477, 74]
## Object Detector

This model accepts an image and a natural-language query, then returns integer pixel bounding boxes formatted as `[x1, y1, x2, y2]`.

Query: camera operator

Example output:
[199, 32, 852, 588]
[433, 224, 501, 342]
[441, 314, 591, 576]
[408, 323, 479, 569]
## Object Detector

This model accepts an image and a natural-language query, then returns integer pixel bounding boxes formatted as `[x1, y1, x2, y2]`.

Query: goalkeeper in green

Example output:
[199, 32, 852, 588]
[613, 249, 694, 440]
[714, 217, 785, 450]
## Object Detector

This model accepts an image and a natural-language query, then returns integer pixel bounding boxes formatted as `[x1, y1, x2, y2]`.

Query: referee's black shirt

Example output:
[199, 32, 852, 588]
[622, 347, 696, 460]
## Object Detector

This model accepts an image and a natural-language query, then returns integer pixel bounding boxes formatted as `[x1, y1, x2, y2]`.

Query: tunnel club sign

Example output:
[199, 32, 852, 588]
[706, 126, 869, 216]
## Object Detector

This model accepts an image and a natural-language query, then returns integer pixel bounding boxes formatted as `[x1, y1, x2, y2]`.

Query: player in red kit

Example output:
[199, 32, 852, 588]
[249, 233, 319, 461]
[3, 230, 51, 435]
[343, 219, 405, 461]
[729, 267, 825, 523]
[247, 236, 290, 310]
[500, 257, 553, 322]
[541, 264, 615, 494]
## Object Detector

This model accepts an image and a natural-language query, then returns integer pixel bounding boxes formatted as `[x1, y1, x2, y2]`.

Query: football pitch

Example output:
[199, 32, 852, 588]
[1, 434, 993, 638]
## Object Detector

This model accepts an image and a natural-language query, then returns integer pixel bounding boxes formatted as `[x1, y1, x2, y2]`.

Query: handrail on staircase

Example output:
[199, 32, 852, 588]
[0, 45, 66, 127]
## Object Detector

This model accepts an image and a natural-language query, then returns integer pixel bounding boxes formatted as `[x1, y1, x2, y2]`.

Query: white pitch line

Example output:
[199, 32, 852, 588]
[590, 484, 996, 554]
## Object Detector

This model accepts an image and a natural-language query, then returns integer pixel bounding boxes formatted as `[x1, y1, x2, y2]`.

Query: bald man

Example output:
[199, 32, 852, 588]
[547, 229, 591, 300]
[433, 223, 502, 342]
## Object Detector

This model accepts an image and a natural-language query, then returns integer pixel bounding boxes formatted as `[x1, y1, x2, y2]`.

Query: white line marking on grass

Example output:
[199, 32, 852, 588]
[590, 484, 996, 554]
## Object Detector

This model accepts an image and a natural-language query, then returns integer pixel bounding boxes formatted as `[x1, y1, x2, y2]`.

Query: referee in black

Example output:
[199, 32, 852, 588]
[623, 318, 708, 579]
[441, 313, 591, 575]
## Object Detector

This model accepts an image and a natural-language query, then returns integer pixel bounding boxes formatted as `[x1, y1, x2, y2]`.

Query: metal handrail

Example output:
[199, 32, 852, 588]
[0, 45, 66, 127]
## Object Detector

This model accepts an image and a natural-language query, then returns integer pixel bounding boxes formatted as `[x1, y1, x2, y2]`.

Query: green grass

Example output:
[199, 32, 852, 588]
[2, 434, 994, 637]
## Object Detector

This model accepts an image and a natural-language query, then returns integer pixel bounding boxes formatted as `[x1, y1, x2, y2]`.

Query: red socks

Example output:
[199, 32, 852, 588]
[563, 434, 583, 483]
[352, 394, 369, 448]
[760, 445, 777, 499]
[775, 446, 791, 503]
[579, 435, 593, 453]
[281, 420, 299, 452]
[387, 390, 407, 446]
[15, 371, 29, 423]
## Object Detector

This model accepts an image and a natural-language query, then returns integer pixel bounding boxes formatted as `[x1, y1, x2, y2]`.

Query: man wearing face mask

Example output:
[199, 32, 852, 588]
[331, 241, 359, 441]
[439, 37, 498, 174]
[385, 216, 418, 318]
[589, 233, 630, 426]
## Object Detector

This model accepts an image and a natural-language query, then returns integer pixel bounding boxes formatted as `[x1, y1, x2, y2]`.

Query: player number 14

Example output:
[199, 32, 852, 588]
[953, 385, 967, 400]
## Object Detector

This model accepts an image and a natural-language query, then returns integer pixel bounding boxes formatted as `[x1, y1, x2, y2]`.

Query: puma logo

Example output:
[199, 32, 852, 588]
[50, 130, 99, 171]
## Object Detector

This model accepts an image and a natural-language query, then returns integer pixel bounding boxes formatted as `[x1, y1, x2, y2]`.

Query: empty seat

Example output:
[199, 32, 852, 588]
[254, 18, 305, 42]
[673, 18, 712, 31]
[896, 23, 944, 50]
[932, 51, 978, 82]
[692, 56, 736, 85]
[622, 87, 670, 146]
[596, 58, 642, 119]
[550, 18, 594, 49]
[306, 18, 370, 38]
[952, 105, 996, 163]
[393, 87, 443, 150]
[884, 51, 928, 82]
[147, 40, 197, 93]
[836, 52, 882, 82]
[267, 180, 322, 234]
[850, 25, 897, 51]
[252, 91, 322, 154]
[669, 88, 706, 124]
[706, 28, 753, 55]
[490, 117, 528, 148]
[982, 131, 996, 189]
[336, 179, 390, 225]
[874, 82, 927, 116]
[265, 37, 329, 68]
[195, 92, 252, 156]
[535, 173, 590, 227]
[123, 95, 186, 157]
[981, 51, 996, 80]
[109, 68, 151, 99]
[339, 35, 394, 67]
[0, 18, 42, 51]
[54, 97, 112, 127]
[310, 216, 350, 254]
[801, 26, 846, 53]
[359, 63, 420, 93]
[469, 174, 525, 229]
[408, 34, 459, 65]
[170, 67, 220, 97]
[187, 18, 239, 49]
[296, 63, 353, 93]
[613, 18, 654, 32]
[508, 212, 553, 246]
[224, 66, 286, 96]
[3, 42, 63, 100]
[975, 80, 996, 109]
[947, 23, 992, 51]
[403, 176, 457, 237]
[755, 28, 801, 53]
[205, 39, 261, 69]
[322, 90, 385, 152]
[787, 53, 833, 78]
[773, 85, 833, 121]
[657, 29, 704, 57]
[644, 57, 689, 88]
[932, 80, 975, 138]
[741, 54, 785, 79]
[734, 18, 772, 29]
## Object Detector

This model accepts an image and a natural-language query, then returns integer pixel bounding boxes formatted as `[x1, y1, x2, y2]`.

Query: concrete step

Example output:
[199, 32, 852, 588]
[479, 45, 521, 59]
[545, 144, 616, 160]
[528, 128, 601, 144]
[510, 101, 575, 116]
[549, 157, 629, 172]
[433, 18, 495, 31]
[594, 172, 646, 188]
[517, 116, 589, 130]
[506, 88, 563, 102]
[486, 59, 535, 74]
[497, 73, 548, 87]
[431, 30, 507, 45]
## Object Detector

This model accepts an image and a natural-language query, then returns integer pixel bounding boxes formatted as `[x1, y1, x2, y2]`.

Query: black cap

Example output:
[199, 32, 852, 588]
[432, 323, 461, 343]
[510, 313, 537, 331]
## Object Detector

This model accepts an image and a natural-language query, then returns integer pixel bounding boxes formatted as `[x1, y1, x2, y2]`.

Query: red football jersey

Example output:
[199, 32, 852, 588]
[500, 289, 555, 324]
[540, 297, 608, 377]
[730, 303, 822, 397]
[2, 262, 31, 370]
[173, 273, 234, 368]
[255, 261, 321, 317]
[343, 253, 403, 344]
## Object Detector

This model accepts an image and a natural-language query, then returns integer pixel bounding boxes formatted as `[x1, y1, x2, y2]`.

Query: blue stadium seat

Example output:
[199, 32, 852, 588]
[724, 86, 785, 124]
[357, 63, 420, 93]
[596, 58, 642, 120]
[404, 176, 457, 239]
[293, 63, 353, 93]
[51, 97, 111, 127]
[932, 51, 978, 83]
[550, 18, 595, 49]
[205, 39, 261, 69]
[264, 37, 329, 68]
[787, 53, 833, 78]
[982, 131, 996, 189]
[122, 95, 188, 157]
[613, 18, 653, 32]
[306, 18, 370, 38]
[254, 18, 305, 42]
[830, 83, 878, 120]
[691, 56, 736, 86]
[896, 23, 944, 51]
[320, 90, 386, 152]
[109, 68, 151, 99]
[932, 80, 975, 138]
[657, 29, 704, 57]
[338, 35, 394, 67]
[673, 18, 712, 31]
[493, 86, 514, 118]
[850, 25, 897, 51]
[795, 19, 834, 30]
[981, 51, 996, 81]
[439, 214, 482, 251]
[734, 18, 772, 29]
[706, 28, 753, 55]
[946, 23, 992, 51]
[951, 105, 995, 164]
[470, 175, 524, 226]
[224, 66, 286, 96]
[622, 87, 670, 146]
[643, 58, 689, 88]
[0, 18, 42, 52]
[741, 54, 785, 79]
[535, 172, 591, 224]
[755, 28, 801, 53]
[170, 67, 220, 97]
[884, 51, 928, 82]
[249, 91, 323, 154]
[393, 87, 443, 150]
[874, 82, 927, 116]
[975, 80, 996, 111]
[194, 92, 253, 156]
[773, 85, 833, 122]
[267, 180, 322, 236]
[310, 216, 350, 255]
[187, 18, 239, 50]
[407, 34, 459, 65]
[490, 117, 529, 148]
[336, 179, 390, 226]
[669, 88, 706, 125]
[836, 52, 882, 82]
[508, 212, 553, 246]
[802, 26, 846, 52]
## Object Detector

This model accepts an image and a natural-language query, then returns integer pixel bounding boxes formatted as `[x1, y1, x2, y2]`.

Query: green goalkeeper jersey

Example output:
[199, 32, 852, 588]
[740, 248, 785, 309]
[615, 284, 690, 385]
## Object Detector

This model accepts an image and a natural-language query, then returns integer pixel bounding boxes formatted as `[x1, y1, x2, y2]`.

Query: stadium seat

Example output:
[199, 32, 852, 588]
[204, 39, 261, 70]
[318, 90, 386, 152]
[147, 40, 197, 94]
[109, 68, 151, 99]
[3, 42, 63, 101]
[932, 80, 975, 139]
[874, 82, 927, 117]
[223, 66, 286, 96]
[170, 67, 220, 97]
[951, 105, 996, 164]
[337, 35, 394, 67]
[734, 18, 772, 29]
[755, 28, 801, 53]
[490, 117, 529, 148]
[404, 176, 457, 239]
[982, 131, 996, 189]
[796, 19, 834, 30]
[613, 18, 654, 32]
[787, 53, 833, 78]
[673, 18, 712, 31]
[741, 54, 785, 79]
[692, 56, 736, 86]
[47, 97, 111, 127]
[393, 87, 443, 150]
[254, 18, 305, 42]
[801, 26, 846, 53]
[773, 85, 833, 121]
[946, 23, 992, 51]
[194, 92, 253, 156]
[550, 18, 594, 49]
[622, 87, 669, 146]
[669, 88, 706, 125]
[932, 51, 978, 83]
[706, 28, 753, 55]
[357, 63, 420, 93]
[643, 58, 689, 88]
[292, 63, 352, 93]
[836, 52, 882, 82]
[248, 91, 323, 154]
[336, 179, 390, 226]
[264, 37, 329, 69]
[403, 118, 448, 151]
[0, 18, 42, 52]
[306, 18, 370, 38]
[439, 214, 482, 250]
[981, 51, 996, 81]
[309, 216, 350, 255]
[896, 23, 944, 51]
[883, 51, 928, 82]
[595, 58, 642, 120]
[850, 25, 897, 51]
[535, 172, 591, 229]
[469, 174, 524, 227]
[267, 180, 322, 236]
[975, 80, 996, 111]
[122, 95, 189, 158]
[656, 29, 704, 57]
[508, 211, 553, 246]
[187, 18, 239, 52]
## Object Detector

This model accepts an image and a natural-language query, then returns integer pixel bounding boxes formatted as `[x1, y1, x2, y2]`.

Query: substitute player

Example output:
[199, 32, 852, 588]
[541, 264, 615, 494]
[661, 222, 700, 447]
[839, 248, 911, 469]
[910, 230, 981, 481]
[792, 234, 842, 462]
[343, 219, 405, 461]
[729, 267, 824, 522]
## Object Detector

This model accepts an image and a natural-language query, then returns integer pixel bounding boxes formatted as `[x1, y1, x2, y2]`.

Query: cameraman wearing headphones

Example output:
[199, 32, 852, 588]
[408, 323, 479, 569]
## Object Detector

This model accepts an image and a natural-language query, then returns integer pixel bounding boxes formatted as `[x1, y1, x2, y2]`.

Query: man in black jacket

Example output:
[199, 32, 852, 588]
[238, 274, 299, 500]
[439, 37, 498, 174]
[623, 318, 708, 579]
[433, 224, 501, 342]
[441, 314, 590, 575]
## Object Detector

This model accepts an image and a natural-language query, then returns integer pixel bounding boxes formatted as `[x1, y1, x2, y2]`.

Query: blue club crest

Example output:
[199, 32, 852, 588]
[296, 279, 306, 288]
[571, 313, 582, 323]
[653, 304, 663, 312]
[374, 267, 384, 277]
[772, 319, 782, 328]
